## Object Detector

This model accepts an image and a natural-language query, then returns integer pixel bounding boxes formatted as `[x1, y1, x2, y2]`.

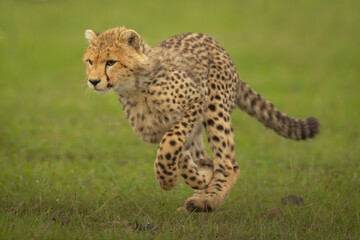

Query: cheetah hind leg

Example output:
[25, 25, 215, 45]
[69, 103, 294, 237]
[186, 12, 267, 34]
[189, 127, 214, 185]
[178, 128, 214, 190]
[178, 150, 213, 190]
[194, 151, 214, 185]
[184, 111, 240, 212]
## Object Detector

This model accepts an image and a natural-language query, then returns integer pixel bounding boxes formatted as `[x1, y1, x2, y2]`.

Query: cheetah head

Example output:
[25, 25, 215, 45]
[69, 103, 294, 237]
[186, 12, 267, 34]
[83, 27, 149, 94]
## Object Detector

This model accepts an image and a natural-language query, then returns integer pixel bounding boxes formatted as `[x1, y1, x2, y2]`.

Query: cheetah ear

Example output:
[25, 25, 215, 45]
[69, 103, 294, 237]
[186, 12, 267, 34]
[120, 30, 141, 51]
[85, 29, 97, 43]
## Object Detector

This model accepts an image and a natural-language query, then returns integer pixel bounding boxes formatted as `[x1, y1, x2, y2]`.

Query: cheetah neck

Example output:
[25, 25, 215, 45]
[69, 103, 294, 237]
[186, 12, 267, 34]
[114, 46, 164, 100]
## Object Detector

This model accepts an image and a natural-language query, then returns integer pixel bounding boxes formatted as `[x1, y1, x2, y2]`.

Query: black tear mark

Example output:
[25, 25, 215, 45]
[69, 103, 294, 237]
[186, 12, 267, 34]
[105, 67, 110, 82]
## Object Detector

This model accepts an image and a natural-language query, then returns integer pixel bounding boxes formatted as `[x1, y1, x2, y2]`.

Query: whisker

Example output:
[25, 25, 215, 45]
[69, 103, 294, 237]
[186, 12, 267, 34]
[85, 88, 91, 96]
[83, 83, 91, 96]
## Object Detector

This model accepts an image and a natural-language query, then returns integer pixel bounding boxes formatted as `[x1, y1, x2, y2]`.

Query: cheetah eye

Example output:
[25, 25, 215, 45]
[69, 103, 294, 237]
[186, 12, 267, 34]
[106, 60, 116, 66]
[87, 59, 93, 66]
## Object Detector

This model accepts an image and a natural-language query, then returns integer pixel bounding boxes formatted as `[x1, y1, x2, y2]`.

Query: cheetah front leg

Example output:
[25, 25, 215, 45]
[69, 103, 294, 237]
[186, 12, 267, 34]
[184, 111, 240, 212]
[153, 77, 205, 190]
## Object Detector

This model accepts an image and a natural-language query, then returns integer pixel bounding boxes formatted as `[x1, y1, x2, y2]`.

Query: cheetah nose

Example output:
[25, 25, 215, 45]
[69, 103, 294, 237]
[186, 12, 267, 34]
[89, 79, 100, 86]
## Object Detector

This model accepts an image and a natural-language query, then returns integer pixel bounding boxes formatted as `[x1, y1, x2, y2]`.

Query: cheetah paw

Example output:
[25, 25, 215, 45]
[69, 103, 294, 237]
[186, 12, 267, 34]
[184, 195, 221, 212]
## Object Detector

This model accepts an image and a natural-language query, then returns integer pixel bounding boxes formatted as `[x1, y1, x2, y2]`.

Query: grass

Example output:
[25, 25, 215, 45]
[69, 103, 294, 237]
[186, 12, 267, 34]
[0, 0, 359, 239]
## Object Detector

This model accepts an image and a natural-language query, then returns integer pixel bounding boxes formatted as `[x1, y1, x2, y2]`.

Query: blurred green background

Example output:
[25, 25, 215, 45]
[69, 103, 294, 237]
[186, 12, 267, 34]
[0, 0, 359, 239]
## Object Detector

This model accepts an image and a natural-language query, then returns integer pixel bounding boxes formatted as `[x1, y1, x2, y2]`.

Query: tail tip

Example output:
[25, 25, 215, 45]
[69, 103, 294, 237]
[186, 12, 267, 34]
[306, 117, 320, 138]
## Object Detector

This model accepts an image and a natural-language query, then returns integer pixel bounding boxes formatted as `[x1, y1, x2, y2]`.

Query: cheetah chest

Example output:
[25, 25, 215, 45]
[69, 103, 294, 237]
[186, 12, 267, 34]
[121, 96, 181, 144]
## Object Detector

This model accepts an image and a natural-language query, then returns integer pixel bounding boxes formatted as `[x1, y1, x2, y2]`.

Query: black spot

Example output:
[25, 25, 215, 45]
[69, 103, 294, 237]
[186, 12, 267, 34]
[260, 102, 267, 111]
[250, 98, 258, 107]
[163, 170, 173, 176]
[166, 153, 171, 160]
[207, 119, 214, 126]
[212, 136, 220, 142]
[216, 125, 224, 131]
[243, 92, 249, 100]
[216, 179, 226, 183]
[208, 104, 216, 111]
[170, 140, 176, 146]
[158, 162, 165, 170]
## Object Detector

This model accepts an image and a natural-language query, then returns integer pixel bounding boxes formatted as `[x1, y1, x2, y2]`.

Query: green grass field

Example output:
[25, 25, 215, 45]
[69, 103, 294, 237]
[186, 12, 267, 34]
[1, 0, 359, 239]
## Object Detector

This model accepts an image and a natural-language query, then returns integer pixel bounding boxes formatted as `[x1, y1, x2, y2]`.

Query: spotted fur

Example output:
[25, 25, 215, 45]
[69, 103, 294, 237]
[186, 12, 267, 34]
[83, 27, 319, 212]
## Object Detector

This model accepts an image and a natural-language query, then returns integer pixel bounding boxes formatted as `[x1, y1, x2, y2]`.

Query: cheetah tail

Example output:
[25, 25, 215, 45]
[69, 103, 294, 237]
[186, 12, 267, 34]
[236, 81, 319, 140]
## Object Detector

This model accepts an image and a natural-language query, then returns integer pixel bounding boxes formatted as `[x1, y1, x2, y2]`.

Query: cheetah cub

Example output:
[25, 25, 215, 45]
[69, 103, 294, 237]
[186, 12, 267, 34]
[83, 27, 319, 212]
